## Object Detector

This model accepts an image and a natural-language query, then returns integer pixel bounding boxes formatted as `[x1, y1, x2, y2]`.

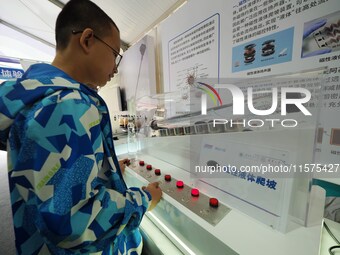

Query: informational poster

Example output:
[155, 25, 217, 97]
[160, 0, 340, 166]
[167, 14, 220, 114]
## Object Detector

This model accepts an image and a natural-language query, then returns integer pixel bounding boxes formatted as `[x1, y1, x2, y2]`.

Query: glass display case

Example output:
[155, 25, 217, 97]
[121, 70, 325, 255]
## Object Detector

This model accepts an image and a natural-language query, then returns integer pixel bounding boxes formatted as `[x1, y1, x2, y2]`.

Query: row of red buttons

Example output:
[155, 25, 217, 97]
[139, 160, 219, 208]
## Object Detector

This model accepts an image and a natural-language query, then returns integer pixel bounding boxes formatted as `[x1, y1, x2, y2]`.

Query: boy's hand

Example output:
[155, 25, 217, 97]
[143, 182, 162, 211]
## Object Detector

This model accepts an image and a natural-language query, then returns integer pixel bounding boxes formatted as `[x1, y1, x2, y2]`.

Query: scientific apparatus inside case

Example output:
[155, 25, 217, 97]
[302, 11, 340, 58]
[122, 70, 325, 255]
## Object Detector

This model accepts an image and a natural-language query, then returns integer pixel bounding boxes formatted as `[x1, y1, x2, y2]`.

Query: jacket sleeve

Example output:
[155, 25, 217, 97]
[15, 95, 151, 252]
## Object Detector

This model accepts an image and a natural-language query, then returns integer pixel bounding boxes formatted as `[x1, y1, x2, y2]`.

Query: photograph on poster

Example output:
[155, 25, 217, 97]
[232, 27, 294, 73]
[301, 10, 340, 58]
[330, 128, 340, 146]
[313, 179, 340, 223]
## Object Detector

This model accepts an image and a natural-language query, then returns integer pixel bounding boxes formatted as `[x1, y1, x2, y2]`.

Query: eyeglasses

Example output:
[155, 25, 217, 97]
[72, 30, 123, 68]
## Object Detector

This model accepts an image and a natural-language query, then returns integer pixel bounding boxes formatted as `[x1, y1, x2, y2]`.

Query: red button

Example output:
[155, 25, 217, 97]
[209, 198, 219, 208]
[139, 161, 145, 166]
[164, 174, 171, 181]
[176, 180, 184, 188]
[154, 169, 161, 175]
[191, 188, 199, 197]
[146, 164, 152, 170]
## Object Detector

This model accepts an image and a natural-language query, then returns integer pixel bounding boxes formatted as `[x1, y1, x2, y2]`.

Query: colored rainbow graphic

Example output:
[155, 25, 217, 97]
[196, 82, 223, 106]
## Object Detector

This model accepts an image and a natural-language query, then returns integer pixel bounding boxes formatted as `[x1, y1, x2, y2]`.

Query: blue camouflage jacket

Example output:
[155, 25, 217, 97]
[0, 63, 151, 255]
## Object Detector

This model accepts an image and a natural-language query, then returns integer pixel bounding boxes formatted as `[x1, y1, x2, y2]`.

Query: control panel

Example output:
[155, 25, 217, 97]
[126, 158, 231, 226]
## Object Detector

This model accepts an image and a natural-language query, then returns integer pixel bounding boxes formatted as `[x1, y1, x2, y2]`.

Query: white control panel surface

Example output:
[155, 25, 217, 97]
[122, 153, 322, 255]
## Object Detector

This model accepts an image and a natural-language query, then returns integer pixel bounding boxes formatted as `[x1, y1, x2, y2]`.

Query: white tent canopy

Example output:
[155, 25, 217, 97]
[0, 0, 186, 63]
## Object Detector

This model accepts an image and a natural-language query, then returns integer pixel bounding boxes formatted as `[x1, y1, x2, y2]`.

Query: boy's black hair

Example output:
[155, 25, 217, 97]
[55, 0, 119, 50]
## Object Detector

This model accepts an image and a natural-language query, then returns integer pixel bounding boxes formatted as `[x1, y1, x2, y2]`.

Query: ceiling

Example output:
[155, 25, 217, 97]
[0, 0, 186, 62]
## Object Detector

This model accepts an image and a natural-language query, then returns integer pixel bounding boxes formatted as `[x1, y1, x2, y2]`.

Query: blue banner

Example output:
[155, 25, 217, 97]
[0, 67, 24, 79]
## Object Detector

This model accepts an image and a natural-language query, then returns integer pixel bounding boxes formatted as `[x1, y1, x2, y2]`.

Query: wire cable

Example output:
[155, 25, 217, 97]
[324, 222, 340, 244]
[329, 245, 340, 255]
[324, 221, 340, 255]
